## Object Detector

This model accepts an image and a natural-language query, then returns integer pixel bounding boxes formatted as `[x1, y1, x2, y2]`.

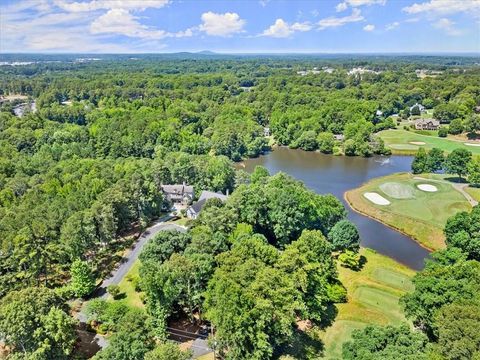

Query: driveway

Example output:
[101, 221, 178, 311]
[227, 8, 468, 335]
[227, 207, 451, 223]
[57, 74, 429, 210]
[98, 216, 187, 297]
[75, 216, 187, 350]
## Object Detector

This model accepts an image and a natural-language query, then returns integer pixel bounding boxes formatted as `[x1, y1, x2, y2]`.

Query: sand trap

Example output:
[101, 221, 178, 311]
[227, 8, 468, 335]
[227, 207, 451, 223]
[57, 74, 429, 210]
[364, 192, 391, 205]
[464, 143, 480, 147]
[379, 182, 415, 199]
[409, 141, 426, 145]
[417, 184, 438, 192]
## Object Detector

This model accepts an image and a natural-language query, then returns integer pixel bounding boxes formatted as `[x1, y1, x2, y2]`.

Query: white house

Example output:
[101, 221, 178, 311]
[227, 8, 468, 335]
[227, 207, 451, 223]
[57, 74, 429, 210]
[409, 103, 426, 113]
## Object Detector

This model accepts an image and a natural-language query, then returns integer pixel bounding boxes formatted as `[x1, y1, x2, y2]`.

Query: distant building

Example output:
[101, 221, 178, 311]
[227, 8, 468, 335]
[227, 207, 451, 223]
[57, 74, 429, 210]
[415, 119, 440, 130]
[348, 67, 380, 76]
[186, 190, 228, 219]
[376, 110, 383, 116]
[333, 134, 345, 141]
[410, 103, 426, 113]
[263, 127, 271, 137]
[161, 183, 194, 207]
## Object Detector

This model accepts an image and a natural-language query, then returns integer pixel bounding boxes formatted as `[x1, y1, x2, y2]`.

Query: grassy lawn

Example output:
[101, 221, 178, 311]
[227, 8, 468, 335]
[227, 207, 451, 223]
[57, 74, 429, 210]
[378, 129, 480, 155]
[113, 259, 144, 309]
[319, 248, 415, 359]
[345, 172, 471, 250]
[465, 186, 480, 202]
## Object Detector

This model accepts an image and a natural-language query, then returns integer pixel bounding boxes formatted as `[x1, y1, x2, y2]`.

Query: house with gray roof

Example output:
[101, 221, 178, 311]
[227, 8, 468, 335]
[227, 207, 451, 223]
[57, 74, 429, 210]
[161, 183, 194, 208]
[186, 190, 228, 219]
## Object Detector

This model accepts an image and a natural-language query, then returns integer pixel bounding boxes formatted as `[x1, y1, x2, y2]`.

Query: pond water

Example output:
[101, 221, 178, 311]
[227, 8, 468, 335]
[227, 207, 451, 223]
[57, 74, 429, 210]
[241, 147, 430, 270]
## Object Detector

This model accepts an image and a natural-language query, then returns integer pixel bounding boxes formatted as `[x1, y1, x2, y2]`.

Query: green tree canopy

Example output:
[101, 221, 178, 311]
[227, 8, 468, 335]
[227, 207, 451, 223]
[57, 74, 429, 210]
[327, 219, 361, 252]
[0, 287, 77, 359]
[342, 324, 428, 360]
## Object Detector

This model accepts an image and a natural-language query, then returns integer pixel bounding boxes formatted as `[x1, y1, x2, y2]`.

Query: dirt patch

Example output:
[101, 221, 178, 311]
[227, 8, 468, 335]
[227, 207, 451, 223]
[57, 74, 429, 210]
[464, 142, 480, 147]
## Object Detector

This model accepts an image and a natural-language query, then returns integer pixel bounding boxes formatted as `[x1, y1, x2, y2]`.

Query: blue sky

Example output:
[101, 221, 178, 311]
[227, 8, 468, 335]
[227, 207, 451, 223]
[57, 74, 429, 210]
[1, 0, 479, 53]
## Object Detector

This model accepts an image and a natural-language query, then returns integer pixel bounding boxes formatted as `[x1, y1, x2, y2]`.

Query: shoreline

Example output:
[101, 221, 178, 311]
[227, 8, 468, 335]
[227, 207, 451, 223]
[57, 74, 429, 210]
[344, 190, 435, 253]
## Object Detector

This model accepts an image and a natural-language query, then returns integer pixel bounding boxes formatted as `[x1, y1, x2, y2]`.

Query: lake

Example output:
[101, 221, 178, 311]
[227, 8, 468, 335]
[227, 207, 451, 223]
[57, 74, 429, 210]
[241, 147, 430, 270]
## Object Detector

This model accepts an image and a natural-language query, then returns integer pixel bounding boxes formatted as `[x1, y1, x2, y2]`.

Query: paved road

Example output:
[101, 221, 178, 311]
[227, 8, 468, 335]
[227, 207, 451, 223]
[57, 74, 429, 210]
[98, 216, 186, 297]
[76, 216, 187, 350]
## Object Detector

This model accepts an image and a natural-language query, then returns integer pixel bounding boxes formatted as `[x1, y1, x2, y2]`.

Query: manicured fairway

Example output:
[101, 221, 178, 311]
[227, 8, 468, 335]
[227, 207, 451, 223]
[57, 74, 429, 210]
[345, 172, 471, 250]
[320, 248, 415, 359]
[378, 129, 480, 155]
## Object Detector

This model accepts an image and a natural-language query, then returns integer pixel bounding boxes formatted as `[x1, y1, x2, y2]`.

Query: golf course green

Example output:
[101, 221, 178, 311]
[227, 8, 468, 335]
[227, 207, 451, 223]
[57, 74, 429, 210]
[345, 172, 472, 250]
[378, 129, 480, 155]
[320, 248, 415, 359]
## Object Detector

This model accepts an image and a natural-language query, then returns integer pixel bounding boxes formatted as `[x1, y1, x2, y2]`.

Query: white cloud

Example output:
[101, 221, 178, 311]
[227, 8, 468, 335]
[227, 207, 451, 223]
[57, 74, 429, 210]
[291, 22, 312, 32]
[90, 8, 193, 39]
[385, 21, 400, 30]
[311, 9, 320, 17]
[259, 0, 270, 7]
[261, 19, 312, 38]
[199, 12, 245, 36]
[318, 9, 364, 29]
[403, 0, 480, 16]
[363, 24, 375, 31]
[336, 2, 349, 12]
[0, 0, 189, 52]
[90, 9, 167, 38]
[433, 18, 462, 35]
[336, 0, 386, 12]
[53, 0, 170, 12]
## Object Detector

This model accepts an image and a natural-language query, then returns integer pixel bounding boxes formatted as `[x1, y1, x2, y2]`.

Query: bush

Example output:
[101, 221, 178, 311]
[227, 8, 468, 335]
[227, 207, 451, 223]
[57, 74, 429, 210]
[327, 283, 347, 303]
[448, 119, 464, 135]
[438, 127, 448, 137]
[339, 250, 362, 270]
[107, 284, 121, 299]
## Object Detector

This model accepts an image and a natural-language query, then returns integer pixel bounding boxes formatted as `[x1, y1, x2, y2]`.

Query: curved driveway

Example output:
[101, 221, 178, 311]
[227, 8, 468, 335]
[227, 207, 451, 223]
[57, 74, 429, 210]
[98, 216, 187, 297]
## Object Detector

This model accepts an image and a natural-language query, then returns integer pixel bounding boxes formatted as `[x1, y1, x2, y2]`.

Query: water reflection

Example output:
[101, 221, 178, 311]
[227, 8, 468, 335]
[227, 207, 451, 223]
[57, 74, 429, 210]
[241, 147, 430, 270]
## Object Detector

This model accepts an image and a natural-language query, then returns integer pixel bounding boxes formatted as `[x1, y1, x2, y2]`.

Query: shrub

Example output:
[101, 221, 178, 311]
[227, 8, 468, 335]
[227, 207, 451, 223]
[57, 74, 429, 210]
[339, 250, 362, 270]
[438, 127, 448, 137]
[107, 284, 121, 299]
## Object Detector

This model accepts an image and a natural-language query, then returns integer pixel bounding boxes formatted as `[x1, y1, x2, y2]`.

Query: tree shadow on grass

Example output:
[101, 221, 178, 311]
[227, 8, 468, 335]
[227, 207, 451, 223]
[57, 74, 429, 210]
[273, 328, 325, 359]
[354, 255, 367, 271]
[444, 176, 468, 184]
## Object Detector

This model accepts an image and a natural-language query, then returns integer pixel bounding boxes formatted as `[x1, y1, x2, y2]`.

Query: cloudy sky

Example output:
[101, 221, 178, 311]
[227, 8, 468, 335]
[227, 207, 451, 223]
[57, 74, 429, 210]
[1, 0, 479, 53]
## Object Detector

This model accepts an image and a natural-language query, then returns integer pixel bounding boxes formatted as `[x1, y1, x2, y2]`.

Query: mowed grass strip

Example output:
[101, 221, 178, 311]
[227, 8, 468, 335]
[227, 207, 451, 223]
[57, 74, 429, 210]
[345, 172, 471, 250]
[320, 248, 415, 359]
[378, 129, 480, 155]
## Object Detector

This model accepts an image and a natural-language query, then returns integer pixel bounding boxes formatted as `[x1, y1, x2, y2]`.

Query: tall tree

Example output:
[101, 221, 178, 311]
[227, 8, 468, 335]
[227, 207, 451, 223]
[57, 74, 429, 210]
[444, 148, 472, 179]
[70, 259, 95, 298]
[0, 287, 77, 359]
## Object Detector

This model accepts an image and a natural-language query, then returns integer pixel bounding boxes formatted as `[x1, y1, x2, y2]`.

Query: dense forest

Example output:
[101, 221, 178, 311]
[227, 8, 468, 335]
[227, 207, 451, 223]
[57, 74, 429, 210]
[0, 54, 479, 359]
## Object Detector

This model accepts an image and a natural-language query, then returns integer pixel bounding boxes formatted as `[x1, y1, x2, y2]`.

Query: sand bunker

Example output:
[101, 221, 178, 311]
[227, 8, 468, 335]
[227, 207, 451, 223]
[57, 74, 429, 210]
[464, 143, 480, 147]
[364, 192, 391, 205]
[417, 184, 438, 192]
[409, 141, 426, 145]
[379, 182, 415, 199]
